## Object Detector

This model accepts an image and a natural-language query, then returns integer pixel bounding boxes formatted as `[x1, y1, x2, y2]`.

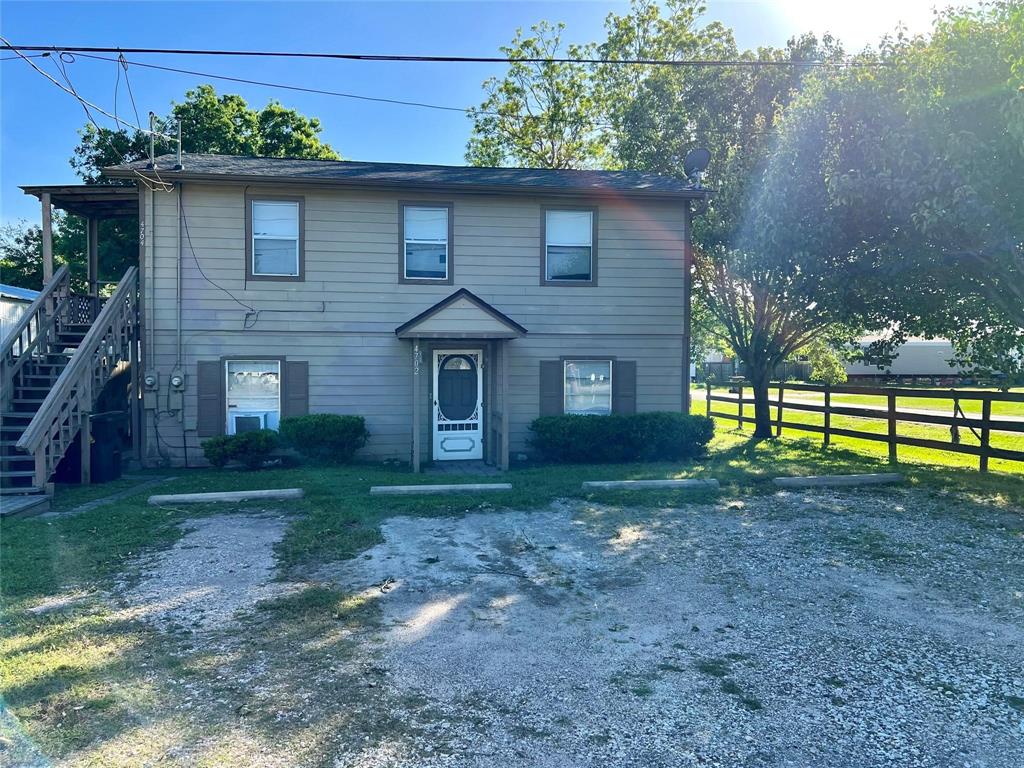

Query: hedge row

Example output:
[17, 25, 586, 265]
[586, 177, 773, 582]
[528, 412, 714, 463]
[203, 414, 368, 469]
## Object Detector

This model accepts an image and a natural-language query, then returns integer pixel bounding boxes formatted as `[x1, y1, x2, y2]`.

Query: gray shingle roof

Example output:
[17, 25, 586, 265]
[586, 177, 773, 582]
[104, 154, 706, 198]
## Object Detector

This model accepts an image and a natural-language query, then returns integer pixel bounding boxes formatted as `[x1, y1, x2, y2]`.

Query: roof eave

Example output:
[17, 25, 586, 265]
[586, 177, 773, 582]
[101, 167, 710, 201]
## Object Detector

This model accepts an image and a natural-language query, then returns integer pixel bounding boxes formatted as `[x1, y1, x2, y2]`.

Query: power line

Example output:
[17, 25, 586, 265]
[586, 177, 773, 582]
[0, 37, 174, 138]
[74, 51, 481, 115]
[1, 43, 885, 68]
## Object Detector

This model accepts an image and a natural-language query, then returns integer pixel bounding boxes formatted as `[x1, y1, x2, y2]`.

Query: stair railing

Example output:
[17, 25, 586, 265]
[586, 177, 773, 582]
[16, 267, 139, 488]
[0, 265, 71, 413]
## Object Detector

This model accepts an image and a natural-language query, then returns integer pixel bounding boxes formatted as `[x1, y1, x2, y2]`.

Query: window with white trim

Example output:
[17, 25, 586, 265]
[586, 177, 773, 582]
[545, 209, 594, 282]
[564, 359, 612, 415]
[252, 201, 300, 277]
[403, 205, 449, 280]
[226, 360, 280, 434]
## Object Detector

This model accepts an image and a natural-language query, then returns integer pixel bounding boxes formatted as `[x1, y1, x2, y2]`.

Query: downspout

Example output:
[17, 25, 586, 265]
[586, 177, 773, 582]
[175, 182, 183, 369]
[682, 200, 694, 415]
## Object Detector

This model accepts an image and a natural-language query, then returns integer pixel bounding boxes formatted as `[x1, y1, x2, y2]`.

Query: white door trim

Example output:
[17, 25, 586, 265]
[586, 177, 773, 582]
[432, 348, 484, 461]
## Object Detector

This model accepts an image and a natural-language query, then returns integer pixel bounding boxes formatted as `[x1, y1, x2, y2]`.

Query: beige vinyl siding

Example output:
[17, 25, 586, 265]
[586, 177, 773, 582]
[140, 182, 687, 465]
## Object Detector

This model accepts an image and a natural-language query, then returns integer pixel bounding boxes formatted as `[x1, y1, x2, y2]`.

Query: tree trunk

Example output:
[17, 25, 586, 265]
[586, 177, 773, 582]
[748, 365, 774, 439]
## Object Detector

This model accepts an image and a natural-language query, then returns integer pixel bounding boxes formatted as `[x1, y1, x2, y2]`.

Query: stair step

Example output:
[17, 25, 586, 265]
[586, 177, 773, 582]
[1, 470, 37, 479]
[0, 413, 34, 420]
[0, 484, 44, 496]
[11, 398, 47, 404]
[0, 494, 50, 517]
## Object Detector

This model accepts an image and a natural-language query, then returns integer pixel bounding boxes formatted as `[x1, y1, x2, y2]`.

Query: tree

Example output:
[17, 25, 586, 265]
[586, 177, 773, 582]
[599, 0, 855, 436]
[805, 339, 848, 386]
[466, 22, 608, 168]
[9, 85, 340, 291]
[776, 4, 1023, 382]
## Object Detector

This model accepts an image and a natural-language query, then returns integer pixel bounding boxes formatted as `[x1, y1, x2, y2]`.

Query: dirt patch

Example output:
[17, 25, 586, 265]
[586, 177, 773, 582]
[321, 491, 1024, 767]
[121, 513, 297, 632]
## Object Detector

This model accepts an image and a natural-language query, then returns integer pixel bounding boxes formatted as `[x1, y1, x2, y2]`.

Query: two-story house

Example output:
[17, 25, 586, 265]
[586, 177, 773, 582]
[3, 154, 705, 507]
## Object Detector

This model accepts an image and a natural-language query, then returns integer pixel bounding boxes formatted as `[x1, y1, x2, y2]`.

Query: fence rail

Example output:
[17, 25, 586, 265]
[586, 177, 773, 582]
[704, 381, 1024, 472]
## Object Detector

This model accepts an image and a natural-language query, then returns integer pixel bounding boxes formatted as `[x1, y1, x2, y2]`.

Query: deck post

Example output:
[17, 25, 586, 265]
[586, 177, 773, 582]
[41, 192, 53, 286]
[87, 216, 99, 313]
[412, 339, 421, 473]
[501, 340, 510, 471]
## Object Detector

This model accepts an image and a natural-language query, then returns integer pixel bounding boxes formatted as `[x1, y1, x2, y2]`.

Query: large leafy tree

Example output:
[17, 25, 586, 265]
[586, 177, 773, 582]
[465, 22, 608, 168]
[1, 86, 340, 291]
[600, 0, 856, 435]
[776, 3, 1023, 382]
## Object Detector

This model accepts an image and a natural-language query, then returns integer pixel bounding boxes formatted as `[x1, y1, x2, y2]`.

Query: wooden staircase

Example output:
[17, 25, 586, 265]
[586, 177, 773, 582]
[1, 266, 139, 516]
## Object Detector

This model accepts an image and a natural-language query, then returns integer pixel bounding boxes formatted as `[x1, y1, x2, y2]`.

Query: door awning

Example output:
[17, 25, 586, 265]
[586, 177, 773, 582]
[395, 288, 527, 339]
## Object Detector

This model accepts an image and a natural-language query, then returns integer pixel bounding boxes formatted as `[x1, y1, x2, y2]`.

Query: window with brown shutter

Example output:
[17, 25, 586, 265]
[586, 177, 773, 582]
[196, 360, 225, 437]
[612, 360, 637, 415]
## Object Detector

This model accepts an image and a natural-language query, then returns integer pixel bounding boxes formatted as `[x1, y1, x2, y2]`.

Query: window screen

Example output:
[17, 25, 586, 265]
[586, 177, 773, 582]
[226, 360, 281, 434]
[252, 201, 299, 276]
[404, 206, 449, 280]
[546, 210, 593, 282]
[564, 359, 612, 415]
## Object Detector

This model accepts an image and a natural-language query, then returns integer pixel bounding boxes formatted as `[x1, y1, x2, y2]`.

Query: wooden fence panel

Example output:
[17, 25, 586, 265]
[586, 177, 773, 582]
[704, 382, 1024, 472]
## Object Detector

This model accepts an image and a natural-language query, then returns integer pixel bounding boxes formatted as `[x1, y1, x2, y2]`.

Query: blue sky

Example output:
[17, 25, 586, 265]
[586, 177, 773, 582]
[1, 0, 949, 223]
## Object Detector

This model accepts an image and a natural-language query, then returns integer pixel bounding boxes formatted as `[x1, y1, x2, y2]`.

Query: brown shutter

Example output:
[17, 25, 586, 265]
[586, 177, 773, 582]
[196, 360, 224, 437]
[539, 360, 564, 416]
[612, 360, 637, 415]
[282, 360, 309, 419]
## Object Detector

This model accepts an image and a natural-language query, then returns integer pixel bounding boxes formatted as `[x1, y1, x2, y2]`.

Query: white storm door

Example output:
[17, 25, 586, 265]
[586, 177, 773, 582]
[433, 349, 483, 460]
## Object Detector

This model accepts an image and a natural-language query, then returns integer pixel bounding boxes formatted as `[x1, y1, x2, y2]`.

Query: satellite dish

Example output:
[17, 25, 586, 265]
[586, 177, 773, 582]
[683, 148, 711, 186]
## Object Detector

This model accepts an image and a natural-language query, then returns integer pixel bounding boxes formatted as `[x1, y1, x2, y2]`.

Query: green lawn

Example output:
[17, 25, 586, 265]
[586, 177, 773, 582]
[2, 429, 1023, 765]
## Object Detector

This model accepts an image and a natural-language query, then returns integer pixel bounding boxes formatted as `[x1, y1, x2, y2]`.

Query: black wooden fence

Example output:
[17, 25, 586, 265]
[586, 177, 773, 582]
[704, 381, 1024, 472]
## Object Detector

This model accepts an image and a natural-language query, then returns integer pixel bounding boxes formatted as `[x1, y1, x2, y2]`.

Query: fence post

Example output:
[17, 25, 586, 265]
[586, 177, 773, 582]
[980, 398, 991, 473]
[737, 384, 744, 430]
[776, 382, 784, 437]
[705, 380, 711, 418]
[887, 391, 897, 465]
[823, 384, 831, 447]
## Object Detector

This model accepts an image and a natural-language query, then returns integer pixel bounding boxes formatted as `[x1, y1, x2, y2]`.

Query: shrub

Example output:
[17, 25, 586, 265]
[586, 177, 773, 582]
[202, 435, 234, 468]
[279, 414, 369, 463]
[230, 429, 280, 469]
[528, 412, 714, 463]
[202, 429, 279, 470]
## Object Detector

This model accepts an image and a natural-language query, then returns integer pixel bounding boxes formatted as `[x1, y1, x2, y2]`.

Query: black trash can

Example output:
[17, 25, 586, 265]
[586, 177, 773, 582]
[87, 410, 128, 483]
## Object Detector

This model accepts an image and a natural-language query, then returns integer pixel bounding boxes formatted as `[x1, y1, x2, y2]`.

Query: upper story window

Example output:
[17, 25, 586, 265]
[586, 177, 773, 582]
[401, 203, 453, 284]
[543, 208, 597, 285]
[246, 197, 304, 282]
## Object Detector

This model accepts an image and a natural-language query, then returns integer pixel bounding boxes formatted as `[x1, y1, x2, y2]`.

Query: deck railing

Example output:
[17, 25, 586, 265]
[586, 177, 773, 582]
[0, 265, 72, 413]
[705, 381, 1024, 472]
[16, 267, 139, 487]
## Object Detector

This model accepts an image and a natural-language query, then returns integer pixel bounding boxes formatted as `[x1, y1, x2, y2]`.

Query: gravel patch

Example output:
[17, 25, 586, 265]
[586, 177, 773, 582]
[122, 513, 296, 632]
[323, 489, 1024, 768]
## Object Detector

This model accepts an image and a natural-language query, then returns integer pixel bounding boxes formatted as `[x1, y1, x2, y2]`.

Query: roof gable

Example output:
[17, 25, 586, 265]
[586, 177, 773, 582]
[395, 289, 527, 339]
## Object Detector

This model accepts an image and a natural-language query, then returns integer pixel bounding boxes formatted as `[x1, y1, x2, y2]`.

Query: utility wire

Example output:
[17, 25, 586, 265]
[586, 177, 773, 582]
[0, 37, 174, 138]
[1, 43, 886, 68]
[68, 51, 774, 136]
[75, 51, 483, 115]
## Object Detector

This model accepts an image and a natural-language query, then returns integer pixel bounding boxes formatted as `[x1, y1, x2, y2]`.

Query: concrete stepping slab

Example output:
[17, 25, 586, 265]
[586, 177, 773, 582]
[370, 483, 512, 495]
[148, 488, 304, 505]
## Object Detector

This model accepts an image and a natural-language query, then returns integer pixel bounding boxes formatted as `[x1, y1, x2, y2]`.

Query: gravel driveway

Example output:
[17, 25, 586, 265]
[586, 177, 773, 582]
[324, 489, 1024, 768]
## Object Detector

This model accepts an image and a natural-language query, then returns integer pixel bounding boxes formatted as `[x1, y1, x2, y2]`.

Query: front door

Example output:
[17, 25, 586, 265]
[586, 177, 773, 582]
[433, 349, 483, 460]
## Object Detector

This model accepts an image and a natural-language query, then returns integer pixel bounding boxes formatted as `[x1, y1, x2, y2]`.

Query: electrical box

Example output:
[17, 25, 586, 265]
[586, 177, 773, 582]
[143, 372, 160, 410]
[167, 370, 185, 413]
